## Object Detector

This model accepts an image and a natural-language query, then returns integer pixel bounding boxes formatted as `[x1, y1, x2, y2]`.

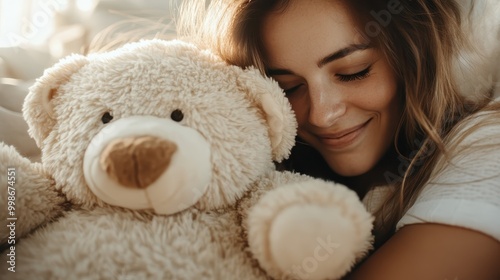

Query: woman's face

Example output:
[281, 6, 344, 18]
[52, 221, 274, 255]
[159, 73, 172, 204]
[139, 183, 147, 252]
[262, 0, 403, 177]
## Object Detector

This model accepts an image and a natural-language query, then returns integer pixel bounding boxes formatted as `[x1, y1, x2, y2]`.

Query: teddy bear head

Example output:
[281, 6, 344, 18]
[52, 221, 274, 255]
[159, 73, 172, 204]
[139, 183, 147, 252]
[23, 39, 296, 214]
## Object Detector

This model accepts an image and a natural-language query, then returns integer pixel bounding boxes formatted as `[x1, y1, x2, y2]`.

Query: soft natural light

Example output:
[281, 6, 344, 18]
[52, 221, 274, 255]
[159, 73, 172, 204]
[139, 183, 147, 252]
[0, 0, 69, 47]
[76, 0, 95, 12]
[0, 0, 24, 47]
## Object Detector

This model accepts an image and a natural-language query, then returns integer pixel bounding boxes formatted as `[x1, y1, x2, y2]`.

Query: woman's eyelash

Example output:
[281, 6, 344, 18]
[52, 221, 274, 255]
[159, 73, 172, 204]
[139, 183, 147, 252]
[337, 65, 372, 82]
[284, 84, 302, 95]
[282, 65, 372, 94]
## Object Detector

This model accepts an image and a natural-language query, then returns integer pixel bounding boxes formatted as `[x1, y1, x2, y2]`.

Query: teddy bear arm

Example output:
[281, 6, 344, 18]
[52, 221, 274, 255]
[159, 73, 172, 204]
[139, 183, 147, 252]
[0, 143, 68, 246]
[244, 171, 374, 280]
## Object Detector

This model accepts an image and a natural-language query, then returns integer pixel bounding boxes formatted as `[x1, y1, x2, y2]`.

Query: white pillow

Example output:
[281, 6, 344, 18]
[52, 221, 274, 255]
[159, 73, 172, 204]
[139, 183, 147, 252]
[0, 79, 40, 161]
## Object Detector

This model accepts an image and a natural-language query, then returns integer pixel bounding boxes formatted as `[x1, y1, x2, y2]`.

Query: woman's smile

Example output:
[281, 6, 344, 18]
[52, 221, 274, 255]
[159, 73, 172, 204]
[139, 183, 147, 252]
[315, 118, 372, 150]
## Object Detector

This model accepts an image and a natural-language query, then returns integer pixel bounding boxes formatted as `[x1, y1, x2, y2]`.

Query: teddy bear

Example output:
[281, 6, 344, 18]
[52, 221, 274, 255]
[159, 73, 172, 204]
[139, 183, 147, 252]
[0, 39, 373, 280]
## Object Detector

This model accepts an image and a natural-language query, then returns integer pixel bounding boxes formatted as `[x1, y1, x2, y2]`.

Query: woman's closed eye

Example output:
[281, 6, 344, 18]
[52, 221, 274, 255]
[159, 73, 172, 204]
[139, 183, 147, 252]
[283, 84, 303, 95]
[336, 65, 372, 82]
[279, 64, 373, 95]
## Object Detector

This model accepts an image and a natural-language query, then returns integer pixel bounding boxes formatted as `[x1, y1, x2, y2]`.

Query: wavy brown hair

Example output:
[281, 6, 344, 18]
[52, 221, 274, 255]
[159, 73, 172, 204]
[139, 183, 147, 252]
[178, 0, 500, 245]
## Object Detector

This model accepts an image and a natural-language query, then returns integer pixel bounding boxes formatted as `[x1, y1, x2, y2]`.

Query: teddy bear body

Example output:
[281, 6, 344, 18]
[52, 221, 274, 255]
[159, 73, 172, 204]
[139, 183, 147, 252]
[0, 177, 281, 279]
[0, 40, 372, 280]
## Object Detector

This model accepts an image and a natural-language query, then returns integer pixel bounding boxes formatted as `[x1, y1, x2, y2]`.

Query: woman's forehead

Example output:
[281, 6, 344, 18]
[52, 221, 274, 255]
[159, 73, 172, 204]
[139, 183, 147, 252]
[261, 1, 364, 68]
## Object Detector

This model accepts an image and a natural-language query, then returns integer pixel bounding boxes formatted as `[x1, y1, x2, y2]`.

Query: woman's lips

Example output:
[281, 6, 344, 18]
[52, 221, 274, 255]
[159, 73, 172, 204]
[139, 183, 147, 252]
[317, 118, 372, 149]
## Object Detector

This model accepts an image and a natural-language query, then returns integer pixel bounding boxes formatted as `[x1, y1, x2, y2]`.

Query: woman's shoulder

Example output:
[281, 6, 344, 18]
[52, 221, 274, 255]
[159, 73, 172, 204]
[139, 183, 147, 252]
[437, 100, 500, 172]
[396, 98, 500, 241]
[420, 97, 500, 199]
[443, 97, 500, 150]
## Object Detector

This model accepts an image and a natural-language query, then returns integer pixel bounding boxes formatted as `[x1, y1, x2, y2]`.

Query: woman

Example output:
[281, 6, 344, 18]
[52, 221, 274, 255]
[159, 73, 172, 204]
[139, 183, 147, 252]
[178, 0, 500, 279]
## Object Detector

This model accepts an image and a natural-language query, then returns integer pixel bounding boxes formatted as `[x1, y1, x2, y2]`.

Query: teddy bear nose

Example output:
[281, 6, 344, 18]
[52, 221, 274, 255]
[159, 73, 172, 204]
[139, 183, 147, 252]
[99, 136, 177, 189]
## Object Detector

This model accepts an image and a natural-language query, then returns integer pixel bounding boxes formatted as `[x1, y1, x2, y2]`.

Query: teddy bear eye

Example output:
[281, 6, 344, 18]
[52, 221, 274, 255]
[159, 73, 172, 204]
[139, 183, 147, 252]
[170, 109, 184, 122]
[101, 112, 113, 124]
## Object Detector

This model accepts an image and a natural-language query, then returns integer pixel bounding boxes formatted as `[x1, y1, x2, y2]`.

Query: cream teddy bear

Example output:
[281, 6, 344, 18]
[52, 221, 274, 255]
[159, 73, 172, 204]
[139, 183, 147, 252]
[0, 39, 372, 280]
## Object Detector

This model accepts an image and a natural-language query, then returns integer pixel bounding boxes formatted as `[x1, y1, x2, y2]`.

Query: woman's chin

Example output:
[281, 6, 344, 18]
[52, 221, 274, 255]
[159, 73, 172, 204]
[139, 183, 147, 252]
[325, 160, 372, 178]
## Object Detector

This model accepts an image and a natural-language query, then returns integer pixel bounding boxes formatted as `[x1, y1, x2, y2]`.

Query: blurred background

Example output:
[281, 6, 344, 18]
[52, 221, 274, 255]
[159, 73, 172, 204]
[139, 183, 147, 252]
[0, 0, 182, 160]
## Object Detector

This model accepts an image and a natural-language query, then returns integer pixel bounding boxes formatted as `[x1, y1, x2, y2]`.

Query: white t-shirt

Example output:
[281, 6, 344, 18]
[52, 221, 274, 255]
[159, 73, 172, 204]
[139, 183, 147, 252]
[362, 100, 500, 242]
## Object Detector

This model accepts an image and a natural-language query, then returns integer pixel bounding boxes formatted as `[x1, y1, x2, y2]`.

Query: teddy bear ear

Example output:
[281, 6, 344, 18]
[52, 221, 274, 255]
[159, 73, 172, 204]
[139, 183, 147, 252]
[236, 66, 297, 162]
[23, 54, 88, 147]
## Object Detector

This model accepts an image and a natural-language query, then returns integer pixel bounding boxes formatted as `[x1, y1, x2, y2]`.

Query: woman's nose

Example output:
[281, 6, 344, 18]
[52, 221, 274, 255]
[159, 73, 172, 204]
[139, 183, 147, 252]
[308, 83, 346, 128]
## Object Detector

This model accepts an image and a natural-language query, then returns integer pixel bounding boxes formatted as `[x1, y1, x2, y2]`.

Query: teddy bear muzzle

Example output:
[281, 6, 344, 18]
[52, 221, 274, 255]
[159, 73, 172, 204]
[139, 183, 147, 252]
[83, 116, 212, 215]
[100, 136, 177, 189]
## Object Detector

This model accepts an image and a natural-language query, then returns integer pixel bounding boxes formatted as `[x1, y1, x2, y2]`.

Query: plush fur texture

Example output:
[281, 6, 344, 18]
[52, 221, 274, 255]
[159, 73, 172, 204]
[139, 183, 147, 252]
[0, 39, 373, 280]
[453, 0, 500, 100]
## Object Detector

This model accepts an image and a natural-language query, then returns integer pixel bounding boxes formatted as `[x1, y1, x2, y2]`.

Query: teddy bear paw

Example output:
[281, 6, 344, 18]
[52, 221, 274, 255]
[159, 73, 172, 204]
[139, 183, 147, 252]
[248, 180, 373, 280]
[270, 204, 359, 280]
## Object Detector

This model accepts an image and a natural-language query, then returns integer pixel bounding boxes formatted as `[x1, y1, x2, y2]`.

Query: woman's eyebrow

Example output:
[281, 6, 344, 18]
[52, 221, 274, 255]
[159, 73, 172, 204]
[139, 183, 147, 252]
[266, 68, 295, 76]
[317, 43, 371, 67]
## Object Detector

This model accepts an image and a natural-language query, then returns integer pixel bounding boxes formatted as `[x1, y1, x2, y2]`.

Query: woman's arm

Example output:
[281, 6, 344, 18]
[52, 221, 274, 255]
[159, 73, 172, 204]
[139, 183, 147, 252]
[346, 223, 500, 280]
